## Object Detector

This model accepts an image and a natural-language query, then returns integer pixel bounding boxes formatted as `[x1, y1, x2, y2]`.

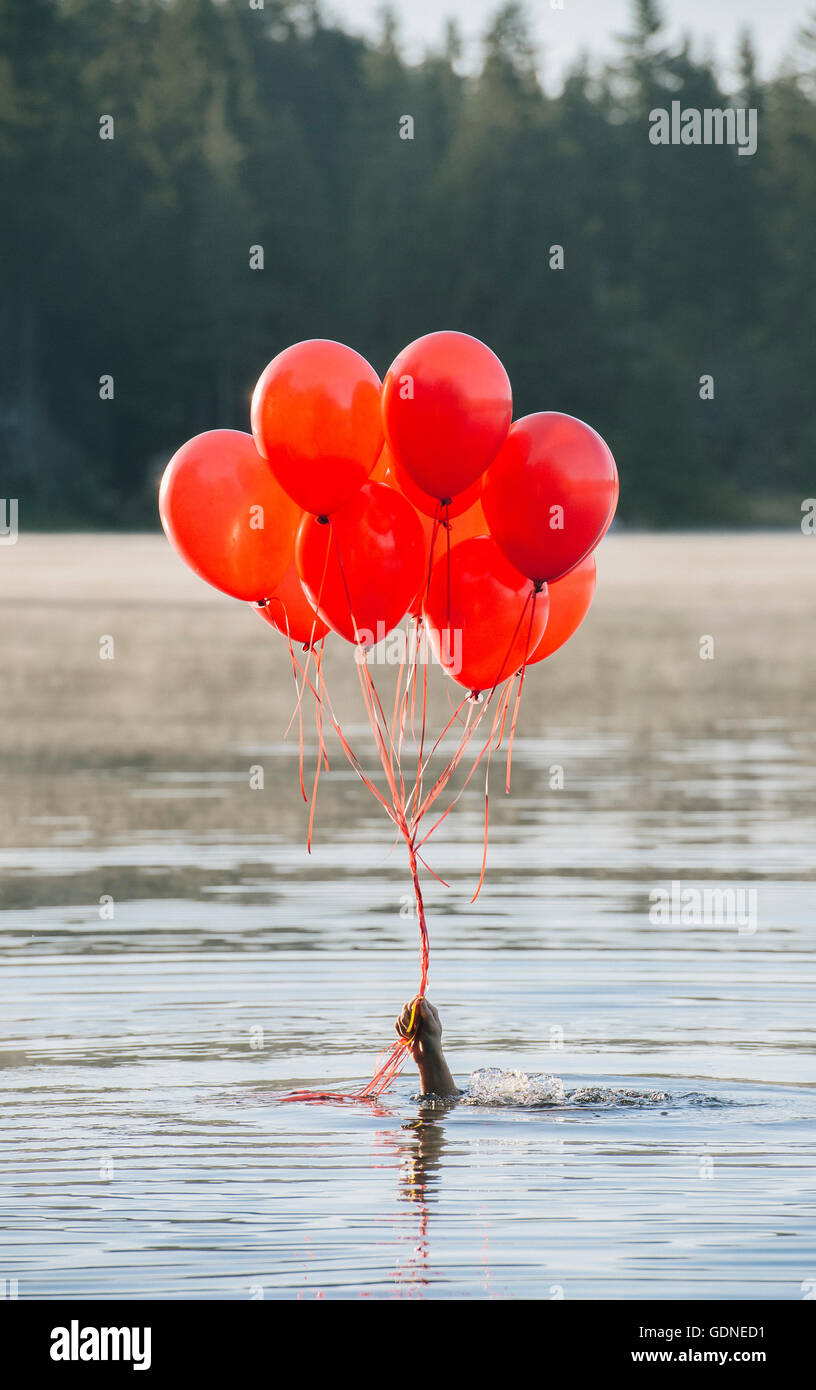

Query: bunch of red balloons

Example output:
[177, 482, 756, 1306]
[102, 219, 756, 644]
[159, 331, 618, 695]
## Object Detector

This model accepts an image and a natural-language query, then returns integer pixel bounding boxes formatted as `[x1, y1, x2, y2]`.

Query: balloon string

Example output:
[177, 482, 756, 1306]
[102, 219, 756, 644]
[353, 658, 516, 1104]
[359, 655, 406, 822]
[445, 502, 452, 632]
[280, 549, 539, 1104]
[414, 688, 507, 851]
[414, 695, 501, 828]
[356, 839, 429, 1099]
[416, 500, 454, 811]
[414, 850, 450, 888]
[413, 699, 479, 834]
[407, 527, 533, 836]
[329, 521, 405, 819]
[411, 840, 431, 997]
[390, 614, 418, 813]
[282, 626, 428, 1101]
[279, 615, 417, 1104]
[494, 672, 514, 748]
[395, 617, 417, 778]
[425, 504, 444, 608]
[443, 677, 466, 723]
[504, 587, 539, 794]
[410, 636, 430, 825]
[412, 689, 471, 796]
[287, 640, 398, 826]
[409, 636, 419, 746]
[391, 622, 407, 801]
[284, 530, 333, 741]
[408, 580, 536, 875]
[422, 581, 533, 820]
[471, 679, 515, 902]
[316, 661, 398, 825]
[277, 593, 328, 838]
[306, 642, 327, 852]
[408, 501, 444, 825]
[283, 629, 308, 803]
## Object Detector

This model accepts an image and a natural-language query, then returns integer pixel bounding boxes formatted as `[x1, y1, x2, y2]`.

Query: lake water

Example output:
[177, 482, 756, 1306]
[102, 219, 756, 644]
[1, 721, 814, 1300]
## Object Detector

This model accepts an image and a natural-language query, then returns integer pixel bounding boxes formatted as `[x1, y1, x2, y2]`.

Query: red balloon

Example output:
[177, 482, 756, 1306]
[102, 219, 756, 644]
[482, 412, 618, 583]
[423, 536, 549, 695]
[370, 446, 391, 484]
[252, 556, 329, 649]
[296, 481, 425, 646]
[377, 444, 481, 519]
[251, 339, 383, 516]
[382, 331, 512, 501]
[369, 446, 491, 617]
[159, 429, 299, 601]
[527, 553, 596, 666]
[444, 495, 490, 544]
[409, 493, 491, 618]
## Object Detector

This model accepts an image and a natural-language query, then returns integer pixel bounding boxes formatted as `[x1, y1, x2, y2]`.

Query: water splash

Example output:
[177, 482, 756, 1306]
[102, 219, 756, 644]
[567, 1084, 670, 1107]
[463, 1067, 566, 1107]
[462, 1069, 674, 1109]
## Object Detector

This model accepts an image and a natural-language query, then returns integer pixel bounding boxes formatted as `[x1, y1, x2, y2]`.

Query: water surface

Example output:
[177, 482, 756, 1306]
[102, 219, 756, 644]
[2, 724, 814, 1299]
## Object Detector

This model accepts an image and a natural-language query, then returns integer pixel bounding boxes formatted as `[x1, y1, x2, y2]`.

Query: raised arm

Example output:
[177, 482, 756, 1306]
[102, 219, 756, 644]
[395, 998, 459, 1097]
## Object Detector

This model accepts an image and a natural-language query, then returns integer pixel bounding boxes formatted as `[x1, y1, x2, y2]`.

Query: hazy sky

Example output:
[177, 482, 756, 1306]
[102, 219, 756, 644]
[325, 0, 811, 86]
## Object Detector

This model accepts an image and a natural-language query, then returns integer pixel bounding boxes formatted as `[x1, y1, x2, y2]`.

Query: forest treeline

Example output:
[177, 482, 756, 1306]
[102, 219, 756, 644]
[1, 0, 815, 527]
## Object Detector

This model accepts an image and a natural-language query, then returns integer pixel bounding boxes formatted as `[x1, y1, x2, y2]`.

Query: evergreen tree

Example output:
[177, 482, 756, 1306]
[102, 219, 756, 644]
[0, 0, 812, 526]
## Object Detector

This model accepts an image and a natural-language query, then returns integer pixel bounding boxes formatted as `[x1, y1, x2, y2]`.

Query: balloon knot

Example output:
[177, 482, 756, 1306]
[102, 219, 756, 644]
[317, 514, 329, 525]
[534, 579, 545, 594]
[441, 497, 452, 507]
[256, 598, 267, 607]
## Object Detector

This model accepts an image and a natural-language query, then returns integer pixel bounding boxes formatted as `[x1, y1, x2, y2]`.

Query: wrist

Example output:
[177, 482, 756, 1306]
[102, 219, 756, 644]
[417, 1053, 458, 1097]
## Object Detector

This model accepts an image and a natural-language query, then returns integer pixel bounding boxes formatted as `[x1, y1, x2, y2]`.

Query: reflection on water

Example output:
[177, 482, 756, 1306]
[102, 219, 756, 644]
[1, 726, 815, 1299]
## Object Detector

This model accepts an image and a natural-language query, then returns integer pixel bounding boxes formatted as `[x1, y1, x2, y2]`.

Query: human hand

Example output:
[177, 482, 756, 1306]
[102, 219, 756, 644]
[395, 997, 442, 1059]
